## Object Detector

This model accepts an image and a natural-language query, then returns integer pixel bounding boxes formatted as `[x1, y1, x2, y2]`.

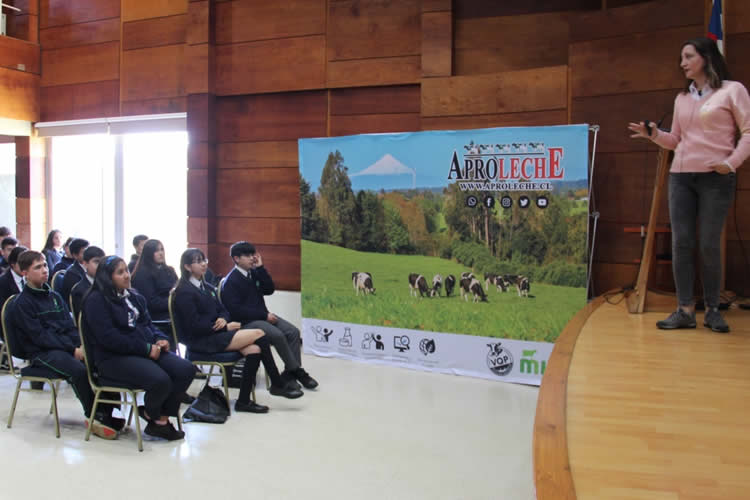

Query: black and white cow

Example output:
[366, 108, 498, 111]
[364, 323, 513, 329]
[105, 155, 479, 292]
[431, 274, 442, 297]
[484, 272, 498, 291]
[353, 272, 375, 296]
[503, 274, 530, 297]
[408, 273, 429, 298]
[459, 277, 472, 301]
[353, 271, 372, 290]
[445, 274, 456, 297]
[461, 271, 475, 281]
[469, 278, 488, 303]
[493, 276, 508, 292]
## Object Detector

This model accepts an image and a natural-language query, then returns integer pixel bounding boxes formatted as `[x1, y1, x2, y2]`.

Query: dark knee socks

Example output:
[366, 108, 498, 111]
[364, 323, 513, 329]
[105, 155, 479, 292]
[254, 335, 283, 387]
[238, 353, 261, 404]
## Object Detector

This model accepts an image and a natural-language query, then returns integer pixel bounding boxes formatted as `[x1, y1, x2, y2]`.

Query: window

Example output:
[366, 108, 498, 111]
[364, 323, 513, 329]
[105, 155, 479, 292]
[0, 143, 14, 235]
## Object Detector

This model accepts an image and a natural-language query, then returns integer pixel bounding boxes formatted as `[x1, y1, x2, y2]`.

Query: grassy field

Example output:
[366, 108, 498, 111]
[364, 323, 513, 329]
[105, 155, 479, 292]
[302, 240, 586, 342]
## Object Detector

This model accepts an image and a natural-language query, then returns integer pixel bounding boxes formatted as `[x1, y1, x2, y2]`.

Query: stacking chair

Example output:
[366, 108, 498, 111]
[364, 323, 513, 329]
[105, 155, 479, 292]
[168, 289, 251, 408]
[217, 277, 227, 304]
[68, 281, 84, 327]
[1, 295, 64, 438]
[51, 270, 66, 295]
[77, 312, 147, 451]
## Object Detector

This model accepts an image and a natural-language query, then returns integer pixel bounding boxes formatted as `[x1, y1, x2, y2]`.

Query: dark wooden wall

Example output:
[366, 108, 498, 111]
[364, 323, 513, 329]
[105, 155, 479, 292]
[2, 0, 749, 294]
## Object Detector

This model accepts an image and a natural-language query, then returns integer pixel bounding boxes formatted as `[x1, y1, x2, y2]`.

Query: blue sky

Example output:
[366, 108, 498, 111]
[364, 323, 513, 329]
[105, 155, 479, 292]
[299, 125, 590, 192]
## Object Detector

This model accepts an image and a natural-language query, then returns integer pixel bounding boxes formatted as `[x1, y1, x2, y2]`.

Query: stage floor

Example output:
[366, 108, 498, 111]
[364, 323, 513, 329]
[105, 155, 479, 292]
[567, 301, 750, 500]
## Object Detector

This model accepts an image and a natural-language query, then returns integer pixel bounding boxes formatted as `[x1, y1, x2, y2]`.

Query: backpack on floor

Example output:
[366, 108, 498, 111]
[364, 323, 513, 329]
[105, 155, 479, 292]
[182, 384, 230, 424]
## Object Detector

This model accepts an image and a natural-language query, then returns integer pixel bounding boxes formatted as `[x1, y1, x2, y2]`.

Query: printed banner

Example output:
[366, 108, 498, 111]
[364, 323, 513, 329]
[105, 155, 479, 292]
[299, 125, 589, 385]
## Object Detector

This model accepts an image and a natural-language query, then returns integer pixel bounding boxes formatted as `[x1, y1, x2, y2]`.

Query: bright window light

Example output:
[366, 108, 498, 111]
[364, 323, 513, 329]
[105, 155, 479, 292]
[0, 143, 15, 235]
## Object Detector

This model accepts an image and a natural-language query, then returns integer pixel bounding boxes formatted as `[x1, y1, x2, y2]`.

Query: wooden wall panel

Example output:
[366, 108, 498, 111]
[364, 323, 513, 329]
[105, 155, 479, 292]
[217, 141, 299, 169]
[40, 41, 119, 87]
[330, 114, 420, 136]
[121, 0, 187, 22]
[423, 0, 451, 13]
[726, 0, 750, 34]
[121, 96, 187, 116]
[216, 168, 300, 218]
[40, 18, 120, 50]
[421, 110, 568, 130]
[40, 80, 119, 121]
[592, 152, 657, 224]
[571, 90, 677, 154]
[121, 45, 185, 102]
[330, 85, 420, 115]
[327, 0, 420, 60]
[41, 0, 119, 29]
[209, 243, 300, 291]
[422, 66, 567, 117]
[0, 67, 39, 121]
[422, 10, 452, 77]
[216, 217, 301, 246]
[570, 26, 702, 98]
[569, 0, 703, 42]
[122, 15, 187, 51]
[454, 0, 599, 19]
[214, 0, 326, 44]
[214, 36, 326, 95]
[455, 13, 569, 75]
[216, 91, 327, 143]
[0, 36, 40, 74]
[726, 241, 750, 297]
[591, 262, 639, 295]
[327, 56, 421, 88]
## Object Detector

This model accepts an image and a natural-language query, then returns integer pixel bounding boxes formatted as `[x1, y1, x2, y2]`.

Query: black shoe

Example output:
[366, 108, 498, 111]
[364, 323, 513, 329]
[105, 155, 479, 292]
[281, 370, 302, 390]
[234, 400, 269, 413]
[294, 368, 319, 390]
[180, 393, 196, 405]
[96, 413, 126, 432]
[269, 383, 304, 399]
[703, 308, 730, 333]
[656, 309, 696, 330]
[144, 421, 185, 441]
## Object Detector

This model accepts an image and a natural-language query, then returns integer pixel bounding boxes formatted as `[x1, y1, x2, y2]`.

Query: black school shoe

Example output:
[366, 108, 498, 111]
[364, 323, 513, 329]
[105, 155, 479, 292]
[144, 421, 185, 441]
[235, 400, 269, 413]
[281, 370, 302, 390]
[294, 368, 319, 390]
[269, 383, 304, 399]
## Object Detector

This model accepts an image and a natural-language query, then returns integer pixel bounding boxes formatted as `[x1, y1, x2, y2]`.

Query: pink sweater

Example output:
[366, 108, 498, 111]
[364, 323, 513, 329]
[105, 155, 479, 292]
[653, 80, 750, 172]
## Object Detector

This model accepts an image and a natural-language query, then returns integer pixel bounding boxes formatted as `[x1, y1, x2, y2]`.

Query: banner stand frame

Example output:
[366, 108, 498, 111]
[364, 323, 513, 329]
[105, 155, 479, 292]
[586, 124, 600, 300]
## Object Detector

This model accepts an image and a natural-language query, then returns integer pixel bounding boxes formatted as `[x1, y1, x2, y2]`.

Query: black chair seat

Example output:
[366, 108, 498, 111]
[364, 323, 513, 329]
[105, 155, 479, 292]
[185, 349, 241, 364]
[20, 365, 64, 379]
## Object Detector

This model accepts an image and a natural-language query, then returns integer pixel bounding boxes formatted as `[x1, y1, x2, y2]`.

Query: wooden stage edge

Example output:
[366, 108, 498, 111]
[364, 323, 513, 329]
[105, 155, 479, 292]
[532, 293, 606, 500]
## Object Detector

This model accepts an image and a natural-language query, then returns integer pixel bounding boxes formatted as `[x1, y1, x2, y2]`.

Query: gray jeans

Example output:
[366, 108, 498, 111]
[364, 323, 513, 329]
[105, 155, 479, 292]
[668, 172, 736, 309]
[243, 316, 302, 372]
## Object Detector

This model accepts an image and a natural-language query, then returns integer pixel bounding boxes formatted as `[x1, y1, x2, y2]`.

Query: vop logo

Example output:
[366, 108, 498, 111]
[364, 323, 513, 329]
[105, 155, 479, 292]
[486, 342, 513, 376]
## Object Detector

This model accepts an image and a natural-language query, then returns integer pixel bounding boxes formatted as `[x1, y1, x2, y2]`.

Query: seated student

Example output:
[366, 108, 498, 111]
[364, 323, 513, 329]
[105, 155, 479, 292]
[10, 250, 121, 439]
[50, 237, 76, 276]
[173, 249, 302, 413]
[60, 238, 89, 306]
[131, 239, 177, 332]
[222, 241, 318, 390]
[0, 245, 27, 307]
[70, 246, 104, 319]
[1, 236, 18, 274]
[128, 234, 148, 273]
[83, 256, 195, 441]
[41, 229, 64, 273]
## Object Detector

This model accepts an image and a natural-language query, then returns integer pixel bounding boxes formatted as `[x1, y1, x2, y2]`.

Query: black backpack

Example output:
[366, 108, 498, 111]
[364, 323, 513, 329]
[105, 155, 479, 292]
[182, 384, 230, 424]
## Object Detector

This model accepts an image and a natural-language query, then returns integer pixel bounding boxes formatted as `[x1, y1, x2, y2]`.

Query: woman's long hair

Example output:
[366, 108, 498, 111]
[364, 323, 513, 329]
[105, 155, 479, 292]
[178, 248, 206, 288]
[42, 229, 61, 252]
[82, 255, 126, 306]
[681, 37, 731, 93]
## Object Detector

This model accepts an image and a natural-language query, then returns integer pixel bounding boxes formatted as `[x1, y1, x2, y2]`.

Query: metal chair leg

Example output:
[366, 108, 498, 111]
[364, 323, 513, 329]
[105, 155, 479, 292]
[7, 378, 22, 429]
[131, 392, 143, 452]
[49, 381, 60, 438]
[85, 390, 101, 442]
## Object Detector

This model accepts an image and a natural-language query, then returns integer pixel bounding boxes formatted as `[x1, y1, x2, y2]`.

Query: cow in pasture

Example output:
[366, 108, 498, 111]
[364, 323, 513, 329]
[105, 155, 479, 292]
[461, 271, 475, 281]
[353, 272, 375, 296]
[484, 272, 498, 291]
[493, 276, 508, 292]
[445, 275, 456, 297]
[352, 271, 371, 290]
[469, 278, 488, 303]
[408, 273, 429, 298]
[459, 277, 472, 301]
[504, 274, 530, 297]
[431, 274, 442, 297]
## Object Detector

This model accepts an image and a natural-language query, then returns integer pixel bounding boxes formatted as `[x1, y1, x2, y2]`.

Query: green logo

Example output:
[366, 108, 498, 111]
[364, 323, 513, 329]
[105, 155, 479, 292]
[519, 349, 546, 375]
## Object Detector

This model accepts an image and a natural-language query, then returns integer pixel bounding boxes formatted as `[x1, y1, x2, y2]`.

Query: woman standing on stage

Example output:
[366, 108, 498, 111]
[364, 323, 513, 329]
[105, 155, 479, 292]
[628, 37, 750, 333]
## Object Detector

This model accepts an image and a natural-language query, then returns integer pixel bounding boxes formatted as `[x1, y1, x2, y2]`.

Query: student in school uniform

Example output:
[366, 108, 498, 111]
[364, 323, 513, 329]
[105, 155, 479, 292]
[82, 255, 195, 441]
[1, 236, 18, 274]
[173, 248, 302, 413]
[50, 237, 76, 276]
[222, 241, 318, 390]
[41, 230, 64, 273]
[131, 239, 177, 333]
[0, 246, 27, 307]
[128, 234, 148, 273]
[70, 246, 105, 320]
[60, 238, 89, 306]
[10, 250, 121, 439]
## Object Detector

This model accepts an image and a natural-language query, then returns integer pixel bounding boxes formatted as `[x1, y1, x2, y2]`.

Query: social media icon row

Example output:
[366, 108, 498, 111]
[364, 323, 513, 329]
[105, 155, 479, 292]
[467, 195, 549, 209]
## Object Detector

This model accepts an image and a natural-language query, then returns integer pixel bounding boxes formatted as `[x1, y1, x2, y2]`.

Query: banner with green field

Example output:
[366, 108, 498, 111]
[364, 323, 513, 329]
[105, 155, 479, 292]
[299, 125, 589, 385]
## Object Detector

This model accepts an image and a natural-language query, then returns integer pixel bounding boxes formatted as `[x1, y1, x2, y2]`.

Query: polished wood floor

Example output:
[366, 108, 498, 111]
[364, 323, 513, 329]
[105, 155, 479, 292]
[566, 301, 750, 500]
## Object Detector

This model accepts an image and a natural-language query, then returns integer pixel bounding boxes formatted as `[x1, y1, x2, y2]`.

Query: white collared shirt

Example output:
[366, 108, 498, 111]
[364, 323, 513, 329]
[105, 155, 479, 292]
[85, 274, 94, 285]
[689, 81, 713, 101]
[234, 265, 249, 278]
[11, 269, 23, 292]
[189, 276, 203, 289]
[118, 289, 140, 327]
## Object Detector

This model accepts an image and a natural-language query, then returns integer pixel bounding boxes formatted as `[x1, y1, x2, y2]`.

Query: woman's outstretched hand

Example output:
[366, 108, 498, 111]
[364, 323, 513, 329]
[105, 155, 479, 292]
[628, 121, 656, 140]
